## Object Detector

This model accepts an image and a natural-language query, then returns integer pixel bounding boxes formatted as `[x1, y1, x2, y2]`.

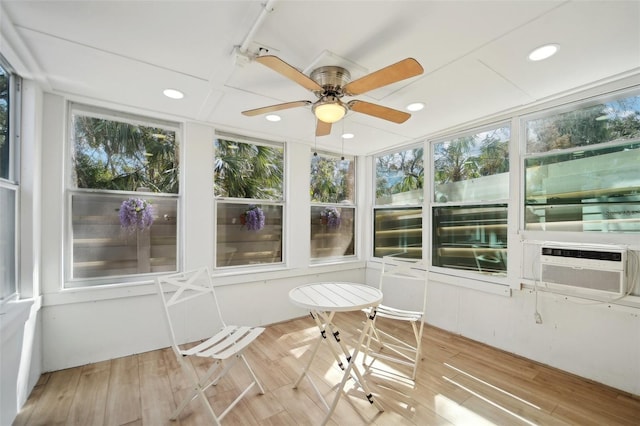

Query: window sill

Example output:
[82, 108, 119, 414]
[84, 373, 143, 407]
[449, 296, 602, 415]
[367, 260, 511, 296]
[48, 261, 367, 306]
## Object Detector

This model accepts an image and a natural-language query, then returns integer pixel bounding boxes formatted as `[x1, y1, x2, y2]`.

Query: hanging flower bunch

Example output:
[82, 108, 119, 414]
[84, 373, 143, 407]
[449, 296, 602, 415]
[321, 207, 341, 228]
[241, 205, 265, 231]
[119, 198, 154, 232]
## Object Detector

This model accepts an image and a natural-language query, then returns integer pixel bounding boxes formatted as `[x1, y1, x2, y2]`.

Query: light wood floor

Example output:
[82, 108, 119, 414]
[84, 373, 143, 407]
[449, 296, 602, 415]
[13, 311, 640, 426]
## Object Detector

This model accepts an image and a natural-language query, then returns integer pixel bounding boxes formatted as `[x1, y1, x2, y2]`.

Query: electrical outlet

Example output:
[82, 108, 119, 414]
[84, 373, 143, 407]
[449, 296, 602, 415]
[534, 312, 543, 324]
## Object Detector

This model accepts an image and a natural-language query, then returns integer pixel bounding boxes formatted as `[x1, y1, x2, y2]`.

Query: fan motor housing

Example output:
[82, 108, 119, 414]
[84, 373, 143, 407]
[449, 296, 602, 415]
[310, 66, 351, 96]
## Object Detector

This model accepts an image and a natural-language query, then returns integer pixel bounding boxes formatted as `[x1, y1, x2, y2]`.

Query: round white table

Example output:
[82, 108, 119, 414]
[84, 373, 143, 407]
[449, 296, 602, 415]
[289, 282, 384, 425]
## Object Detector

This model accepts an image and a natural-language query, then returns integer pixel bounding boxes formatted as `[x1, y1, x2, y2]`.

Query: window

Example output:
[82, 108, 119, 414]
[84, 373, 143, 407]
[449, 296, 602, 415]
[432, 125, 510, 274]
[67, 104, 180, 287]
[214, 134, 284, 267]
[310, 151, 356, 261]
[0, 57, 19, 301]
[524, 91, 640, 233]
[374, 146, 424, 259]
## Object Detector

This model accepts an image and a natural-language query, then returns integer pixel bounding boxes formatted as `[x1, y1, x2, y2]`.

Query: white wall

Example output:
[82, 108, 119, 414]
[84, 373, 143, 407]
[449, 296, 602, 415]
[37, 94, 369, 372]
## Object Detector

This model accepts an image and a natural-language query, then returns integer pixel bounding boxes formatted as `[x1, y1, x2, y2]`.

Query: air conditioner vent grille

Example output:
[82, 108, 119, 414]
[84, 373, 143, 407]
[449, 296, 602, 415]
[541, 247, 622, 262]
[539, 243, 627, 295]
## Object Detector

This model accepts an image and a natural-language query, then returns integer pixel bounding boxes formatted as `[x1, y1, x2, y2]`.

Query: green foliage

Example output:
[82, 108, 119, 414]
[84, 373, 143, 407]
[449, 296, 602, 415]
[72, 115, 179, 193]
[376, 147, 424, 199]
[434, 130, 510, 185]
[434, 137, 476, 184]
[527, 97, 640, 153]
[214, 139, 283, 200]
[310, 155, 353, 203]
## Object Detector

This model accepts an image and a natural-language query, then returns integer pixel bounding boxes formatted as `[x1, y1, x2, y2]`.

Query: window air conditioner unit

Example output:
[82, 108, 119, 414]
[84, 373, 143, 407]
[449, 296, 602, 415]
[539, 243, 627, 295]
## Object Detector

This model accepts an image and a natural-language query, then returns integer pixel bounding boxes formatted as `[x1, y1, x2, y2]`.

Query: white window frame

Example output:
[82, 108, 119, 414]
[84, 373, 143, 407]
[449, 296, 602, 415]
[65, 103, 181, 288]
[0, 55, 20, 302]
[213, 132, 286, 270]
[310, 149, 357, 263]
[372, 142, 425, 260]
[429, 121, 511, 287]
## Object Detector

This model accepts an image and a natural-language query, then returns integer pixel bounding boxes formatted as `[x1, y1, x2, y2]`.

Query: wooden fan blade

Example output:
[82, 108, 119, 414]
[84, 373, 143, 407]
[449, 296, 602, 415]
[348, 100, 411, 123]
[316, 119, 332, 136]
[256, 55, 323, 92]
[343, 58, 423, 96]
[242, 100, 312, 116]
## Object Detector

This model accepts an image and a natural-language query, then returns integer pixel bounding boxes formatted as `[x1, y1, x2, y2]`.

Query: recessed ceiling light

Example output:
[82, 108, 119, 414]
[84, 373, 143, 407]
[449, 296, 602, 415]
[163, 88, 184, 99]
[342, 133, 355, 139]
[265, 114, 281, 122]
[528, 44, 559, 61]
[407, 102, 425, 112]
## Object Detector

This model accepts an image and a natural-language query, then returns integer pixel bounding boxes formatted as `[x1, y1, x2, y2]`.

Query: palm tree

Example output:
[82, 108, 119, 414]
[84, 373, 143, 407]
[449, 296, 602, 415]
[477, 135, 509, 176]
[214, 139, 283, 200]
[375, 148, 424, 199]
[72, 116, 178, 193]
[434, 136, 477, 183]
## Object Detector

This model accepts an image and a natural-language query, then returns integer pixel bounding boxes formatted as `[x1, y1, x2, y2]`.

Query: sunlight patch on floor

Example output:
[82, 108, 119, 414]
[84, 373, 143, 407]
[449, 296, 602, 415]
[441, 376, 538, 426]
[444, 362, 540, 410]
[435, 394, 498, 426]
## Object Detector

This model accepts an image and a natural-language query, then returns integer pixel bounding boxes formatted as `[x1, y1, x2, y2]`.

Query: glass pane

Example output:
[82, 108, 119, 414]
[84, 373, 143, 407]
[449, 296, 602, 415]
[373, 207, 422, 259]
[375, 147, 424, 205]
[525, 141, 640, 232]
[434, 127, 510, 203]
[69, 192, 178, 284]
[310, 206, 355, 259]
[71, 114, 179, 193]
[0, 64, 9, 180]
[432, 204, 507, 274]
[214, 139, 283, 201]
[216, 203, 283, 267]
[526, 94, 640, 153]
[310, 153, 355, 204]
[0, 186, 16, 300]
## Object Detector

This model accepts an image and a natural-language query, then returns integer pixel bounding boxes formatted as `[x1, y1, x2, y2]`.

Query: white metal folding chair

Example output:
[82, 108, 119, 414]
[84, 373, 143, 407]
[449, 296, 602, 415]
[363, 255, 428, 380]
[155, 267, 265, 425]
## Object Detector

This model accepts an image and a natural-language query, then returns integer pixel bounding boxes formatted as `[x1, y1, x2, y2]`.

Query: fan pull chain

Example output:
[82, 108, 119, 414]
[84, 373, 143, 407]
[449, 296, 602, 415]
[341, 120, 345, 160]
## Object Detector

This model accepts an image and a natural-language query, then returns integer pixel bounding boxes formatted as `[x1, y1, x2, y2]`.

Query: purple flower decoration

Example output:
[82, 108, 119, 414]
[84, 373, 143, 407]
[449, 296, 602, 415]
[119, 198, 154, 232]
[321, 207, 341, 228]
[243, 205, 265, 231]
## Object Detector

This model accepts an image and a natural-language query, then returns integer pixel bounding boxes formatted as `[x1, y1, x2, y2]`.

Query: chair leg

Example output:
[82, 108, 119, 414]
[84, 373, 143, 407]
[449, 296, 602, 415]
[172, 359, 225, 423]
[240, 354, 265, 394]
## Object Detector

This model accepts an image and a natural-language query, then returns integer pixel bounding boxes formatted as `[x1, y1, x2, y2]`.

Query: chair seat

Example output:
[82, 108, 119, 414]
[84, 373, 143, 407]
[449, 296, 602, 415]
[375, 304, 422, 322]
[181, 325, 265, 360]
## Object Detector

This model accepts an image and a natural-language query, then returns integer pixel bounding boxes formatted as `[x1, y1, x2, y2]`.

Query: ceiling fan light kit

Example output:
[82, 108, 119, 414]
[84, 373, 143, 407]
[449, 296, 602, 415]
[242, 55, 424, 136]
[313, 97, 347, 123]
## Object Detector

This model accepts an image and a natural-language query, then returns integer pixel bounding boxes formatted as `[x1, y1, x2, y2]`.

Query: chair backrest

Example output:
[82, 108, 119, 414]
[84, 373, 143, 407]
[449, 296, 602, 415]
[379, 255, 428, 312]
[155, 267, 225, 353]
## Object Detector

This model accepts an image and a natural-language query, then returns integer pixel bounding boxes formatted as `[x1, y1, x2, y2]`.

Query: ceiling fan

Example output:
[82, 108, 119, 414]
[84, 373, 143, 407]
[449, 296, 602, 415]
[241, 55, 424, 136]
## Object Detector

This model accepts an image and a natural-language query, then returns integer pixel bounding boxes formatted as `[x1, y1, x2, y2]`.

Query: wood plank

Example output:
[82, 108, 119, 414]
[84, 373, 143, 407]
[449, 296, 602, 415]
[25, 367, 82, 426]
[104, 354, 141, 426]
[138, 348, 179, 426]
[66, 361, 111, 426]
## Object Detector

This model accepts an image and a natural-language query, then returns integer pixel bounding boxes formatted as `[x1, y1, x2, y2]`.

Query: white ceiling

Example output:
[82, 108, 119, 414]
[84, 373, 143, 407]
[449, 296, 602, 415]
[2, 0, 639, 155]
